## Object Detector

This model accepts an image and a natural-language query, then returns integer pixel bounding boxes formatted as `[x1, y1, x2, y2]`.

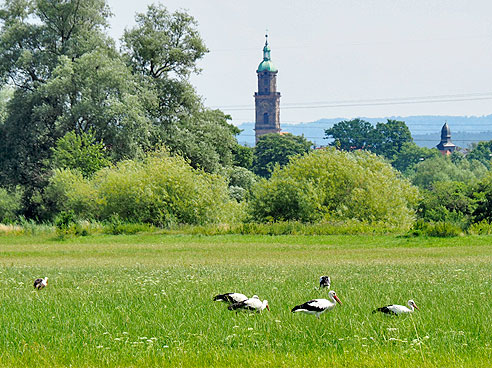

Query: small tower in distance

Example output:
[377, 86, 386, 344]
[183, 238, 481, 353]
[254, 33, 281, 143]
[436, 122, 456, 155]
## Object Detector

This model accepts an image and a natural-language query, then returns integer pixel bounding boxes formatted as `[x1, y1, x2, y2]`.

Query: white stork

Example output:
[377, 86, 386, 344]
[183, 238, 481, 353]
[33, 277, 48, 290]
[213, 292, 248, 304]
[228, 295, 270, 313]
[373, 299, 420, 315]
[291, 290, 342, 319]
[319, 276, 331, 288]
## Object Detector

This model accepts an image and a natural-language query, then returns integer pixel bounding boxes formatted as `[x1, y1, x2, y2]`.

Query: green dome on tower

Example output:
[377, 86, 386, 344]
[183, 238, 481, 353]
[257, 34, 277, 72]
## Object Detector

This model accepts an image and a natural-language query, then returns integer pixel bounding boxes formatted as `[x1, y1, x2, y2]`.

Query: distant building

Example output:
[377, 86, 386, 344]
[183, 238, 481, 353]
[436, 122, 456, 155]
[254, 34, 281, 143]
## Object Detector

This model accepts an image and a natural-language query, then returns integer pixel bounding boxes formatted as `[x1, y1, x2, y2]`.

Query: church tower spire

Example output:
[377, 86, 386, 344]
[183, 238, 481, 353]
[254, 33, 281, 143]
[436, 122, 456, 155]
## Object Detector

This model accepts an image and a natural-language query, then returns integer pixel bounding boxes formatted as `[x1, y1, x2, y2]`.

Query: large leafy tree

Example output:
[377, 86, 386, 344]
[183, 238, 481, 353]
[0, 1, 242, 219]
[466, 141, 492, 168]
[122, 4, 240, 173]
[372, 119, 413, 158]
[325, 118, 413, 160]
[0, 0, 150, 217]
[252, 133, 313, 178]
[391, 142, 440, 174]
[324, 118, 375, 151]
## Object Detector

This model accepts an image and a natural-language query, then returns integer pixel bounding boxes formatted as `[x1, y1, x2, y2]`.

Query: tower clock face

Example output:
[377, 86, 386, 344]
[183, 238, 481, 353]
[259, 100, 270, 111]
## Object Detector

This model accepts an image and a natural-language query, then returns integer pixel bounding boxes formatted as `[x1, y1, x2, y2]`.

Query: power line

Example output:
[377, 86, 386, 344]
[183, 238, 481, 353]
[237, 133, 489, 142]
[211, 92, 492, 111]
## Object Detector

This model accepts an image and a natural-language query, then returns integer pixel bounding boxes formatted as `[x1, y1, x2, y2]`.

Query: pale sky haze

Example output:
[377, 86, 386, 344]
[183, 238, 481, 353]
[107, 0, 492, 126]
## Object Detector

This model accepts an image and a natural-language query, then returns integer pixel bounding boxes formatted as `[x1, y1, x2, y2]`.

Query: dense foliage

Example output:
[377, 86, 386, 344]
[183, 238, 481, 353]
[1, 2, 492, 233]
[252, 133, 313, 178]
[51, 130, 111, 178]
[45, 150, 244, 226]
[325, 118, 413, 159]
[249, 148, 419, 228]
[0, 1, 242, 219]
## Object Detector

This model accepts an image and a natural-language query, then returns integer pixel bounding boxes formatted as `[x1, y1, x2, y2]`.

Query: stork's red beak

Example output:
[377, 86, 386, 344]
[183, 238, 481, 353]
[413, 303, 420, 311]
[334, 295, 342, 305]
[266, 304, 270, 312]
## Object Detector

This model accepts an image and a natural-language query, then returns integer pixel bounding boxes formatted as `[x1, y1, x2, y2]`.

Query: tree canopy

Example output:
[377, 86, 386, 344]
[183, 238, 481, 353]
[249, 148, 419, 227]
[0, 1, 244, 218]
[324, 118, 413, 161]
[253, 133, 313, 178]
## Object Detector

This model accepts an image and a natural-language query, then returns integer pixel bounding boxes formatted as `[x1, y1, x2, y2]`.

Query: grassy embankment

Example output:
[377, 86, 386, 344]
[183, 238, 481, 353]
[0, 234, 491, 367]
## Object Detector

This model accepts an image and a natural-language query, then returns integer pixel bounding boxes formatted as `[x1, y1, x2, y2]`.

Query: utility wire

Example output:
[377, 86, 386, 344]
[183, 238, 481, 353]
[211, 92, 492, 111]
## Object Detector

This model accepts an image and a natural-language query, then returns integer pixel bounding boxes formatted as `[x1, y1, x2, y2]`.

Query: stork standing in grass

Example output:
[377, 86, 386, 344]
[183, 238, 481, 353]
[291, 290, 342, 319]
[319, 276, 331, 288]
[373, 300, 420, 315]
[213, 293, 248, 304]
[228, 295, 270, 313]
[34, 277, 48, 290]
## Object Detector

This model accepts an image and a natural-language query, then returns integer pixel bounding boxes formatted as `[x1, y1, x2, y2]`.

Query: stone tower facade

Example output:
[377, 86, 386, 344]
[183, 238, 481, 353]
[436, 122, 456, 155]
[254, 35, 281, 143]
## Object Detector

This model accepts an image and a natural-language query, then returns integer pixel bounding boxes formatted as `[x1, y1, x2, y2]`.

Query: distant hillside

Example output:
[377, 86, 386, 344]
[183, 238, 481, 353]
[236, 115, 492, 148]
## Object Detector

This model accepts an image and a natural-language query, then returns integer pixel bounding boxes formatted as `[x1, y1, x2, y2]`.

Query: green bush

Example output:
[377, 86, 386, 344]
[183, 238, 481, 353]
[468, 220, 492, 235]
[425, 222, 461, 237]
[406, 220, 461, 237]
[0, 186, 23, 223]
[46, 150, 245, 226]
[249, 148, 419, 229]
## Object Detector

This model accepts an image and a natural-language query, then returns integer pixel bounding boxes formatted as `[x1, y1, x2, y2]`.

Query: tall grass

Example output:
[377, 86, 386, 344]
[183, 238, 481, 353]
[0, 234, 490, 367]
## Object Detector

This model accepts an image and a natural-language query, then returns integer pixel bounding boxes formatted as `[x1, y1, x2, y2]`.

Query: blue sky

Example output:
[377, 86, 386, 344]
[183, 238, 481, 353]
[107, 0, 492, 126]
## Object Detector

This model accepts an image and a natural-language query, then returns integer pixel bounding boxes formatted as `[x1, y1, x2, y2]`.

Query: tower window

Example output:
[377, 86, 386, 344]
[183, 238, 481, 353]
[264, 113, 269, 124]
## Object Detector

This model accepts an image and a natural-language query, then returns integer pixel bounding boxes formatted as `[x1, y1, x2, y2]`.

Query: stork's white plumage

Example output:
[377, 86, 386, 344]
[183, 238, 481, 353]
[373, 299, 420, 315]
[319, 276, 331, 288]
[228, 296, 270, 313]
[291, 290, 342, 319]
[213, 292, 248, 304]
[33, 277, 48, 290]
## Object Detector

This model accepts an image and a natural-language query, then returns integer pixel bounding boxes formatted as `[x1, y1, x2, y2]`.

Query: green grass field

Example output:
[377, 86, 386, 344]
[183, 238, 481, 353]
[0, 234, 491, 367]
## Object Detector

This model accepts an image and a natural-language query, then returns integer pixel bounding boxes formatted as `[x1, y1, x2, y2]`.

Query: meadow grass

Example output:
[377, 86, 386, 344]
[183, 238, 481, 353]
[0, 234, 491, 367]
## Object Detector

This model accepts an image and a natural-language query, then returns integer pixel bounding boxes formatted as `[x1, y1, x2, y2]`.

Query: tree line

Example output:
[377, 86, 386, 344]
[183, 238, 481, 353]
[1, 1, 492, 233]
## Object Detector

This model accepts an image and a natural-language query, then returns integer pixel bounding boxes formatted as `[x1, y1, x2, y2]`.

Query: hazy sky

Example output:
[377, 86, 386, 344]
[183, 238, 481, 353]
[106, 0, 492, 126]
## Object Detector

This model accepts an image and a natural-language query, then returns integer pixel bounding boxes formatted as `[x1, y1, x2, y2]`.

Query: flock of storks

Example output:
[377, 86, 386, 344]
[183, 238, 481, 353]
[213, 276, 420, 318]
[33, 275, 419, 318]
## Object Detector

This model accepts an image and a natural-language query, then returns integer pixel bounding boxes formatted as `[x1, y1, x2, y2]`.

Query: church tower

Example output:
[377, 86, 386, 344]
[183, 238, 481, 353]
[436, 122, 456, 155]
[254, 34, 281, 143]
